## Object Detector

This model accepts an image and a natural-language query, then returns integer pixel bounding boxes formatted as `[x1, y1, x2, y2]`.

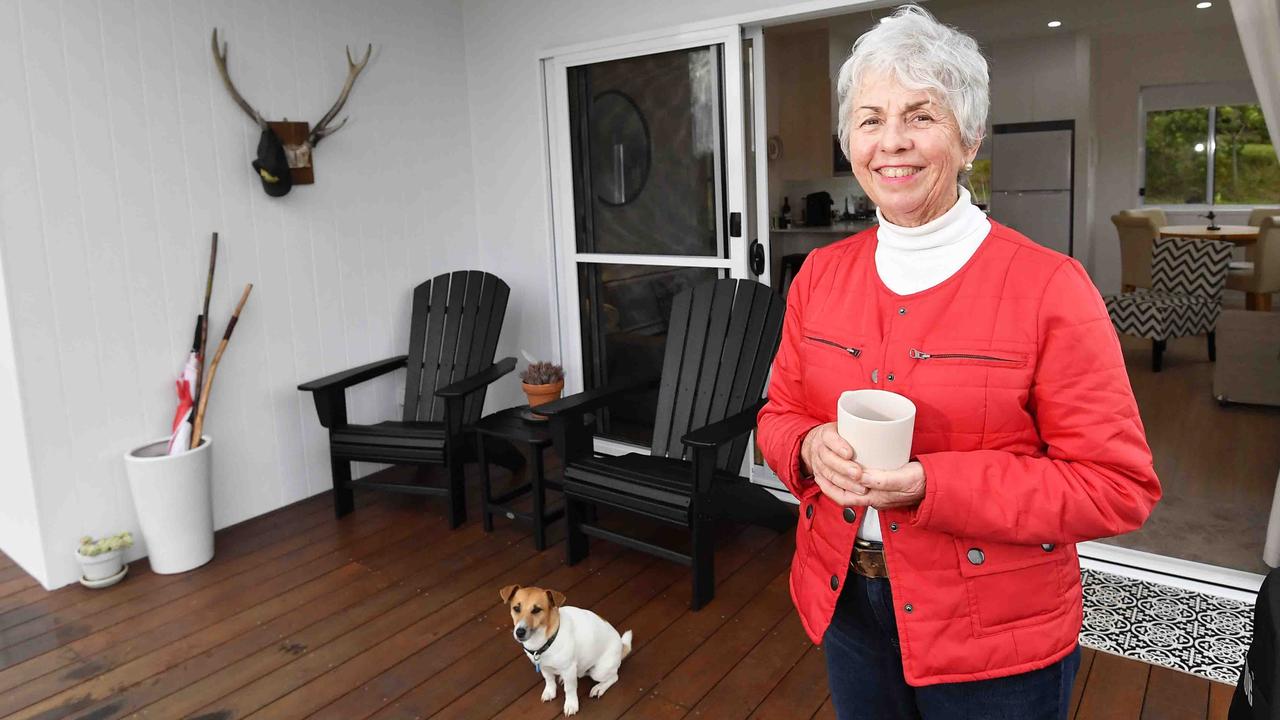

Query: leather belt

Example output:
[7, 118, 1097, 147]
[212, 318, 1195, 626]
[850, 539, 888, 579]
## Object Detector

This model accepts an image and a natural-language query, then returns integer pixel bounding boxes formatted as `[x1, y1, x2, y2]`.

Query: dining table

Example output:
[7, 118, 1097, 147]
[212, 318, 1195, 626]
[1158, 224, 1259, 246]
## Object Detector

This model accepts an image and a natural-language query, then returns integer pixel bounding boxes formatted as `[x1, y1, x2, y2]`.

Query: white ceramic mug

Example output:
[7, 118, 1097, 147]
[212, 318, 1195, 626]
[836, 389, 917, 470]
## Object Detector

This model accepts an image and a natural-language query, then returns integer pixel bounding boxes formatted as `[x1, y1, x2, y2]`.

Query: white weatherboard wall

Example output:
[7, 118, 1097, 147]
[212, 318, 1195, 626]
[0, 249, 43, 582]
[0, 0, 480, 589]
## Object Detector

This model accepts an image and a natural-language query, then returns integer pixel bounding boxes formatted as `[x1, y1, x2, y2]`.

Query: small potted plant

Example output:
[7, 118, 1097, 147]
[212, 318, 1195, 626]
[76, 532, 133, 587]
[520, 360, 565, 419]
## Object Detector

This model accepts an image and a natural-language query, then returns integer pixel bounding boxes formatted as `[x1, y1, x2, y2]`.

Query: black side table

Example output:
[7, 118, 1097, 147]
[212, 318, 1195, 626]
[474, 406, 566, 551]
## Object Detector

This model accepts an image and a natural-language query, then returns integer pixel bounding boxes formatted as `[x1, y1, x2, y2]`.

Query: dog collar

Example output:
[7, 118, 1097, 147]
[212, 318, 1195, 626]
[523, 628, 560, 673]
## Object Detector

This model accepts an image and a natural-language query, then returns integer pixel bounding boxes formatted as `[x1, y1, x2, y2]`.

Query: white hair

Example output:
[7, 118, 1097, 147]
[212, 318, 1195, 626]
[835, 4, 989, 158]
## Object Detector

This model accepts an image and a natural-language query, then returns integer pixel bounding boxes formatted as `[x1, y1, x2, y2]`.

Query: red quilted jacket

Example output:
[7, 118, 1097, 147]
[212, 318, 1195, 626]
[758, 221, 1160, 686]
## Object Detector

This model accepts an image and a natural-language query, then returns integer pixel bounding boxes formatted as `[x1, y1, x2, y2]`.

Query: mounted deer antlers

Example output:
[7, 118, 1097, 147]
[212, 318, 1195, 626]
[308, 45, 372, 147]
[210, 29, 372, 196]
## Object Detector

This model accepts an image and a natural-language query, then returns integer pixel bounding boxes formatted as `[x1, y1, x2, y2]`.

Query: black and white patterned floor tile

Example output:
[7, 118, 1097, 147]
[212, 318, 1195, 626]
[1079, 568, 1253, 684]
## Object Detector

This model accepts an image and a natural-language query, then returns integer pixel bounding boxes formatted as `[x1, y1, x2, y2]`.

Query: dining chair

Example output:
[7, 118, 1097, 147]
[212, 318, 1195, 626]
[1105, 236, 1234, 372]
[1227, 216, 1280, 311]
[1124, 207, 1168, 228]
[1248, 208, 1280, 226]
[1112, 212, 1161, 292]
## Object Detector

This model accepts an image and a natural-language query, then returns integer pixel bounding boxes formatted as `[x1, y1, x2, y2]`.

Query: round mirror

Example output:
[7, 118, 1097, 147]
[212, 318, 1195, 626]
[590, 91, 650, 206]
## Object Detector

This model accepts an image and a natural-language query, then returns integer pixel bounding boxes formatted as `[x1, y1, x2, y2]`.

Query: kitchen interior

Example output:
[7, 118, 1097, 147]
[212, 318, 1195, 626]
[758, 0, 1280, 580]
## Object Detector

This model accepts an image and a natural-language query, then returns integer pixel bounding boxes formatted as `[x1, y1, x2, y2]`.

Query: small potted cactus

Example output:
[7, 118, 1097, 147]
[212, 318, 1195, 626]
[75, 532, 133, 586]
[520, 360, 565, 419]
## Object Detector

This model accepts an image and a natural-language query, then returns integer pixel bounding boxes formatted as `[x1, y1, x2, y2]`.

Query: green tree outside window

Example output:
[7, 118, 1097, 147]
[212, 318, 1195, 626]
[1144, 104, 1280, 206]
[1214, 104, 1280, 204]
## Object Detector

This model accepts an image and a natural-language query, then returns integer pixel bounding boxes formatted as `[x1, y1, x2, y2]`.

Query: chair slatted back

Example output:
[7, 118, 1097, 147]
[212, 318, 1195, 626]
[650, 279, 784, 472]
[402, 271, 509, 424]
[1151, 236, 1234, 303]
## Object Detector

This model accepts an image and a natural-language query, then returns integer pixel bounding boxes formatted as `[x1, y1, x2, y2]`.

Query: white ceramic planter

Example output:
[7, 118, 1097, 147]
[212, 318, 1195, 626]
[124, 436, 214, 574]
[76, 548, 123, 581]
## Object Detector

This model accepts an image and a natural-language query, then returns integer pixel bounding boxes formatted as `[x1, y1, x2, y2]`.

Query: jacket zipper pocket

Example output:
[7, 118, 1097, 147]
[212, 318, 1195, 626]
[805, 336, 862, 358]
[909, 348, 1021, 364]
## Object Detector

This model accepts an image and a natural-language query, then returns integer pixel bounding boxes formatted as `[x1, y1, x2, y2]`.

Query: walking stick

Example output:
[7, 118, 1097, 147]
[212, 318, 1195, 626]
[190, 232, 218, 448]
[191, 283, 253, 447]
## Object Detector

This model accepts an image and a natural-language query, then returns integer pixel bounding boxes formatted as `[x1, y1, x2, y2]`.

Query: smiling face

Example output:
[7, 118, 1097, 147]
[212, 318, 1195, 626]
[846, 71, 978, 228]
[500, 584, 565, 646]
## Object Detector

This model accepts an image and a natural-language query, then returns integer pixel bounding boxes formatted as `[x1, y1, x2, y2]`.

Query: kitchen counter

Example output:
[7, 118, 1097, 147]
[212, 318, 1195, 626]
[772, 221, 875, 234]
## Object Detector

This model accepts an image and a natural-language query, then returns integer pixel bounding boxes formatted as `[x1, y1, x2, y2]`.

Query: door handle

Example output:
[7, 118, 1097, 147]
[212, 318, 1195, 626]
[749, 239, 765, 276]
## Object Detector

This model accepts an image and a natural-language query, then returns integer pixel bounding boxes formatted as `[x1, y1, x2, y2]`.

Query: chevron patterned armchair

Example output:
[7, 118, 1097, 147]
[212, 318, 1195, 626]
[1105, 236, 1235, 372]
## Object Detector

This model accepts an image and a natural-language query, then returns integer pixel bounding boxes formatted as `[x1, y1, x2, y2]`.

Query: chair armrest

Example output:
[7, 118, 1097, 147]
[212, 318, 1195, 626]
[435, 357, 517, 399]
[298, 355, 407, 393]
[681, 397, 768, 449]
[537, 374, 660, 418]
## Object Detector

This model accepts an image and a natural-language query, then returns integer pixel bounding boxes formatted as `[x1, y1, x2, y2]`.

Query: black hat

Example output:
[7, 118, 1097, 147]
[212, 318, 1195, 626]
[252, 127, 293, 197]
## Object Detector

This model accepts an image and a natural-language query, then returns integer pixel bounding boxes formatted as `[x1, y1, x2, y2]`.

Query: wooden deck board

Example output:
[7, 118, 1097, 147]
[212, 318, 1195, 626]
[0, 475, 1243, 720]
[1140, 664, 1210, 720]
[1075, 651, 1152, 720]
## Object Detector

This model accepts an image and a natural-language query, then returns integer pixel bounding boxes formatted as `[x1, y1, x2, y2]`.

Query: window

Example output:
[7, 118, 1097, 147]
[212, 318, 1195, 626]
[1215, 105, 1280, 204]
[1143, 103, 1280, 206]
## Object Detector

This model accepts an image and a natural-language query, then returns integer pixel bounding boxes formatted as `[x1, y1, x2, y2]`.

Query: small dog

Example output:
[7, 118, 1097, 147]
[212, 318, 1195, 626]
[500, 584, 633, 716]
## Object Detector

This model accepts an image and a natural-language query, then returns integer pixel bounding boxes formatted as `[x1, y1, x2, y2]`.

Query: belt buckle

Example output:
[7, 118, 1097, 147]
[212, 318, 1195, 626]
[851, 539, 887, 578]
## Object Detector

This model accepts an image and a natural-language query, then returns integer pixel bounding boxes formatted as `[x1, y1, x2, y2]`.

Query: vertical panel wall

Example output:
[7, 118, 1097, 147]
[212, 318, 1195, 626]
[0, 0, 481, 588]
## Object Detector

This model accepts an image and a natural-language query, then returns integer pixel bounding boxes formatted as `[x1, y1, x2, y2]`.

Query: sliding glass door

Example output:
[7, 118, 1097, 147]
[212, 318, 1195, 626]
[546, 27, 757, 449]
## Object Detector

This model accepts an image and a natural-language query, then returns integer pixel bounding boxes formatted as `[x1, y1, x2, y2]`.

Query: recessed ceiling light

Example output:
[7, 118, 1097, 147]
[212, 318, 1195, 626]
[1196, 2, 1213, 8]
[1047, 20, 1062, 28]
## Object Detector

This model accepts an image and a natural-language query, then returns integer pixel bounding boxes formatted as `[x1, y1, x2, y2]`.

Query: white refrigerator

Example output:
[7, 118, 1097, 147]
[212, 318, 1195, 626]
[987, 121, 1075, 257]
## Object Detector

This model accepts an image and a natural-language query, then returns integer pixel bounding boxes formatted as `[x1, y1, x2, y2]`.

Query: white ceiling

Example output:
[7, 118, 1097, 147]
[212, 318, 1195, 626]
[768, 0, 1237, 45]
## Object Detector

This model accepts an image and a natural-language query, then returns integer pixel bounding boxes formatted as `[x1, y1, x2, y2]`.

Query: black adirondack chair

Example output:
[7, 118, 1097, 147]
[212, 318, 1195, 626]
[298, 271, 521, 527]
[541, 278, 791, 610]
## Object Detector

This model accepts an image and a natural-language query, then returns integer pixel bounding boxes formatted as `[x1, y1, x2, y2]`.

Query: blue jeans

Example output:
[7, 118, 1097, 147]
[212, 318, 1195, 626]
[824, 573, 1082, 720]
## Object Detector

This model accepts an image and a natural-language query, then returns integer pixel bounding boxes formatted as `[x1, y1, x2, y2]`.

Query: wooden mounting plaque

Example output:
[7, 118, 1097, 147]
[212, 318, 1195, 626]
[268, 120, 314, 185]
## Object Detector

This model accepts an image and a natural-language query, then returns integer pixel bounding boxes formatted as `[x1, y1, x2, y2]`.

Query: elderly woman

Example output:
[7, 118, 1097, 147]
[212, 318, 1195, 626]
[757, 6, 1160, 719]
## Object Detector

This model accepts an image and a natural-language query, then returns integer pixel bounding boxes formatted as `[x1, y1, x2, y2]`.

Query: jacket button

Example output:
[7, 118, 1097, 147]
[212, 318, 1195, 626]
[842, 507, 856, 523]
[889, 522, 899, 532]
[805, 504, 814, 519]
[830, 575, 840, 591]
[904, 603, 914, 613]
[966, 548, 985, 565]
[898, 307, 907, 315]
[1042, 543, 1056, 552]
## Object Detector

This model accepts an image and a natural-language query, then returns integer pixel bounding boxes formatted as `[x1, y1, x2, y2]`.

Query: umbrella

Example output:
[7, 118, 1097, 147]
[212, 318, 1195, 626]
[166, 321, 201, 455]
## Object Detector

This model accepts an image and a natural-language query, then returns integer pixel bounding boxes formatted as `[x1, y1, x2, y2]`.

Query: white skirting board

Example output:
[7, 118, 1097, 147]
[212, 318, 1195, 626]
[1079, 542, 1263, 603]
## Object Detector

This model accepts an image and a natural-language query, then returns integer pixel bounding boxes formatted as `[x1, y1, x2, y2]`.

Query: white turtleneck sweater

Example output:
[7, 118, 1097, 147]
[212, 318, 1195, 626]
[857, 185, 991, 542]
[873, 184, 992, 295]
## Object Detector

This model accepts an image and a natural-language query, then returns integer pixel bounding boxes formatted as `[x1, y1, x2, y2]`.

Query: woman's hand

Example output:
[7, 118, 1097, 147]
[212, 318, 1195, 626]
[857, 462, 927, 509]
[801, 423, 926, 509]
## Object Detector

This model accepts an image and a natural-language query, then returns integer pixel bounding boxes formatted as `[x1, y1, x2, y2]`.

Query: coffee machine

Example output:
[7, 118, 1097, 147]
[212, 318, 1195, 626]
[803, 192, 833, 226]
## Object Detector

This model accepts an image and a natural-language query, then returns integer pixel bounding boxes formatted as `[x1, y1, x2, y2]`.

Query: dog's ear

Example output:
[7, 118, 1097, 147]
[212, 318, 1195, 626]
[499, 584, 520, 605]
[547, 589, 567, 608]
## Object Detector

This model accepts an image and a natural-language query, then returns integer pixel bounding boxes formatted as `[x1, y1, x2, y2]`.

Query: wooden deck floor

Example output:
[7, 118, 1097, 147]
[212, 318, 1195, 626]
[0, 473, 1239, 720]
